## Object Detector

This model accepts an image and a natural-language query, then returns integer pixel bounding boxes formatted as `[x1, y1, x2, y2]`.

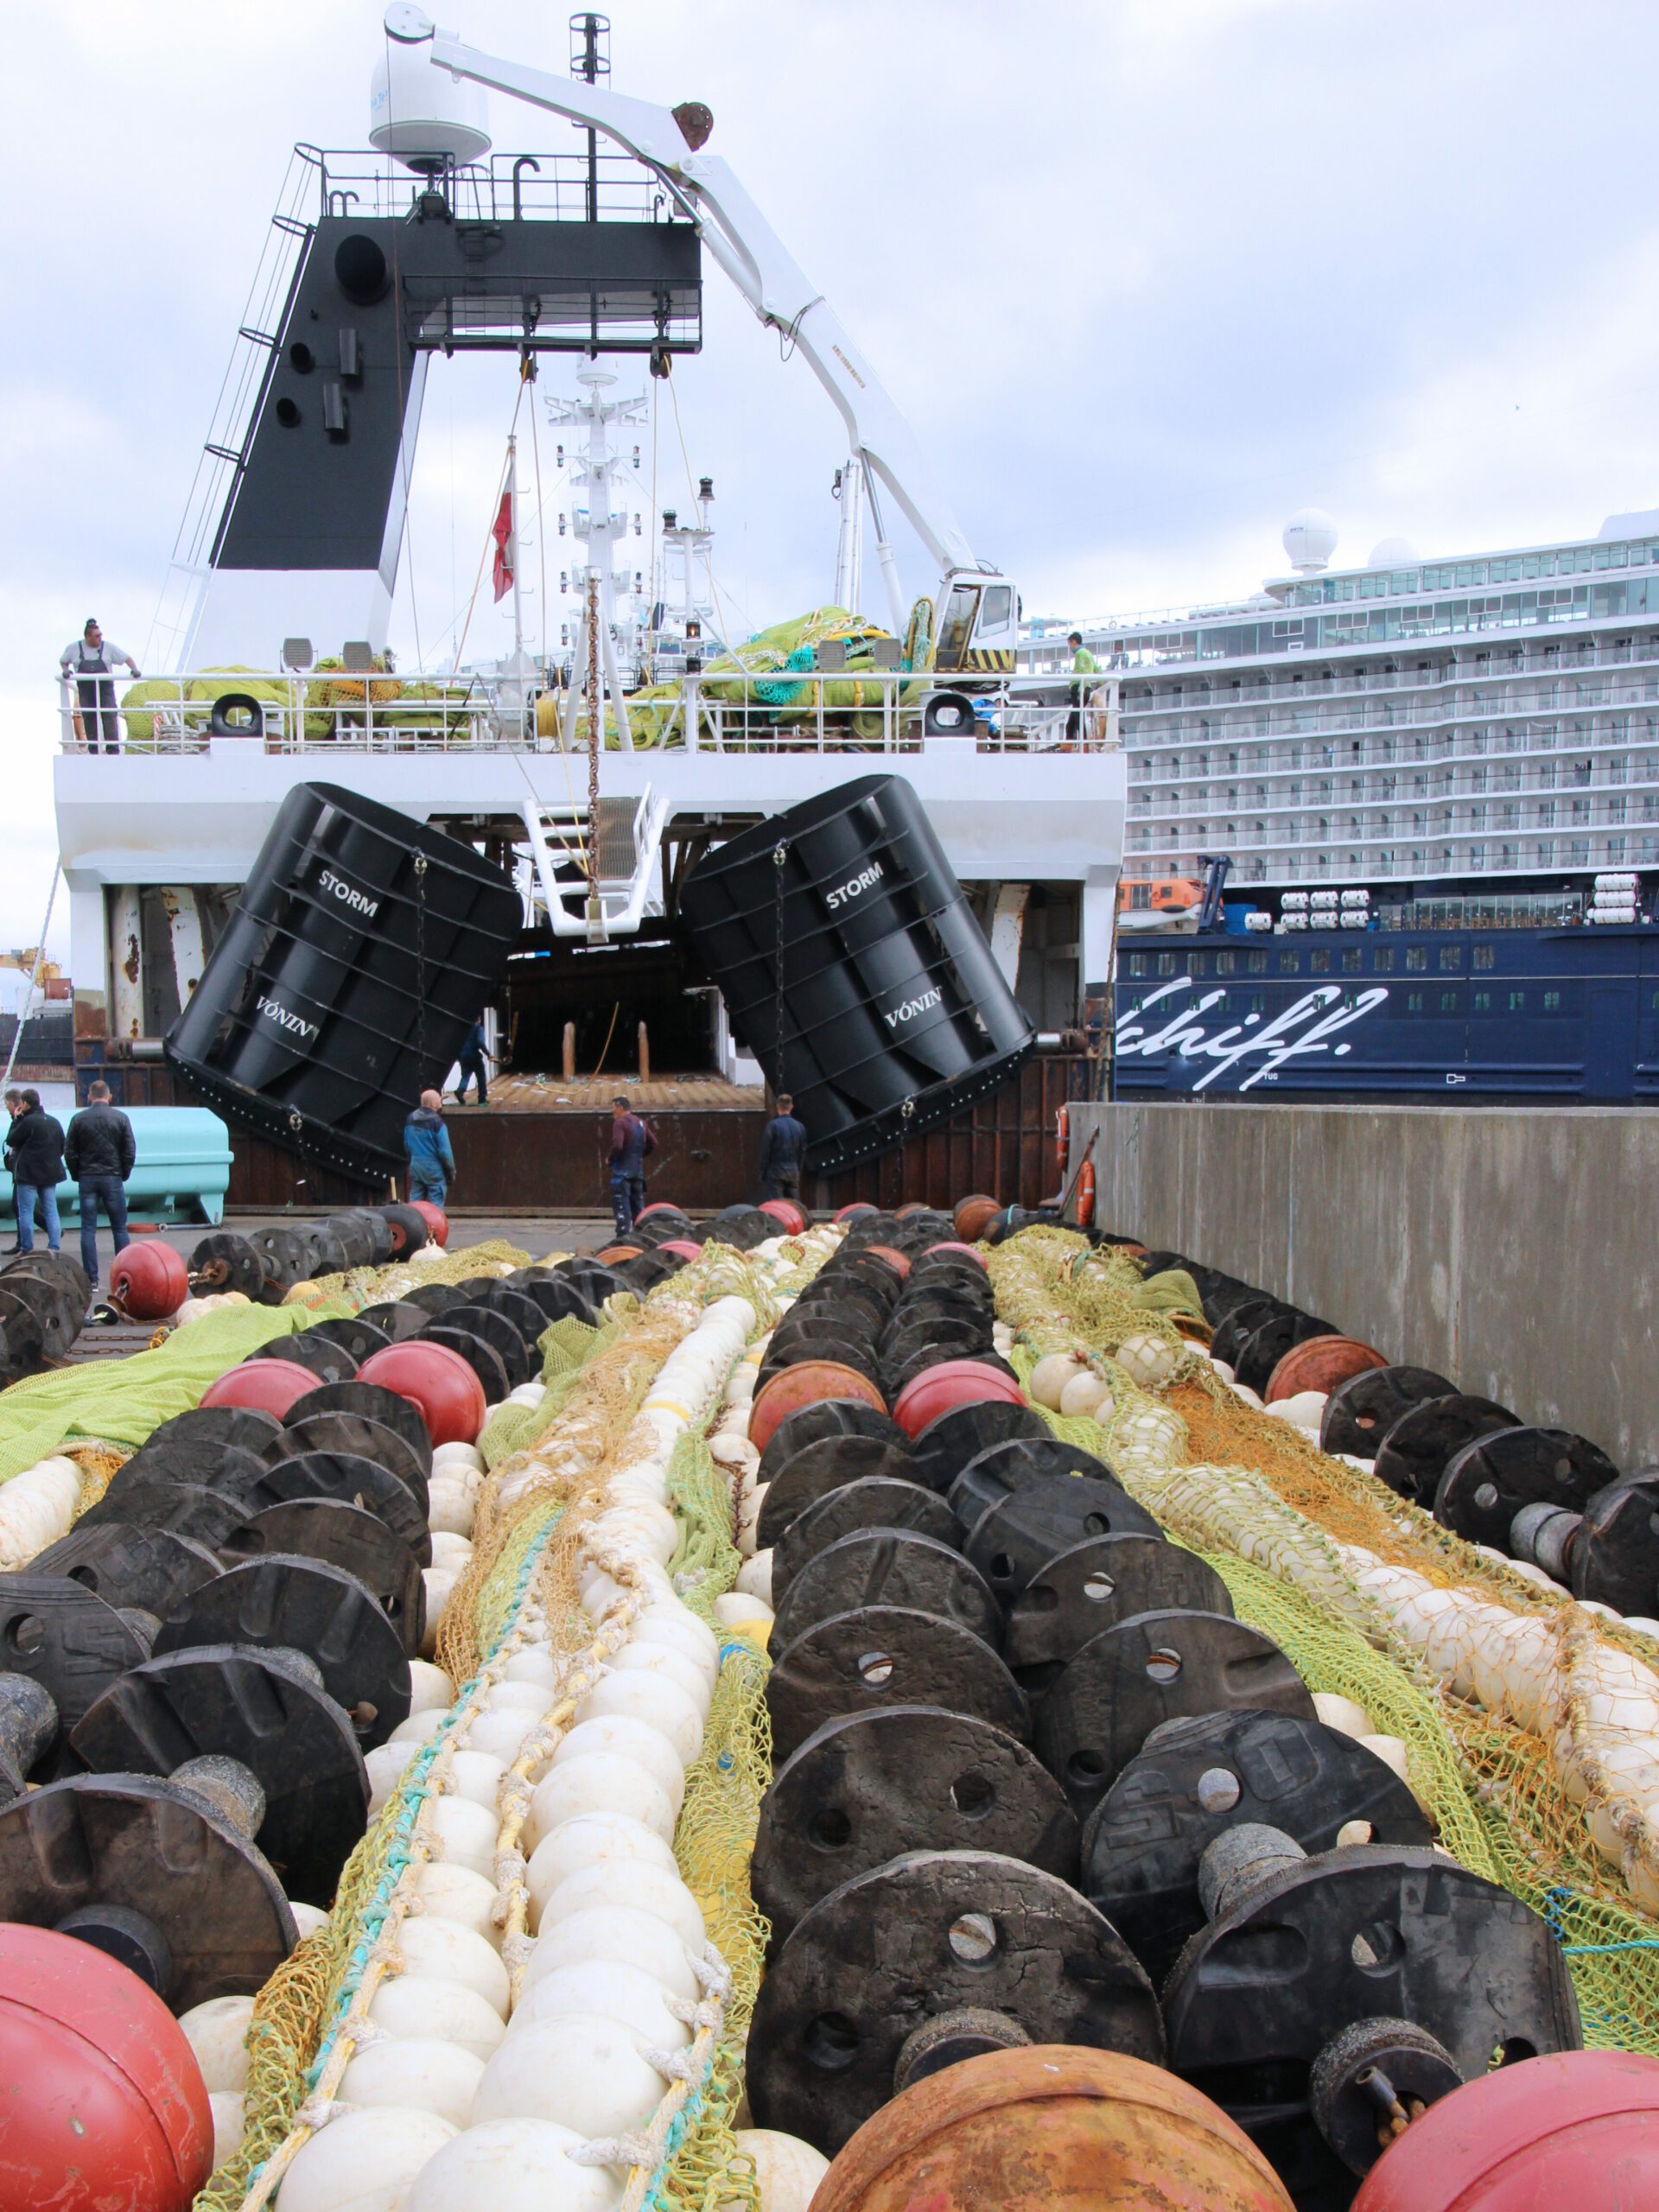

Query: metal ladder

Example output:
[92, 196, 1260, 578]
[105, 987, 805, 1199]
[522, 786, 671, 942]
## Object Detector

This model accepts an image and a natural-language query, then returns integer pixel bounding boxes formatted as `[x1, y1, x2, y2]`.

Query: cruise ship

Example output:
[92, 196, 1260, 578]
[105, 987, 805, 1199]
[1028, 506, 1659, 889]
[1023, 511, 1659, 1101]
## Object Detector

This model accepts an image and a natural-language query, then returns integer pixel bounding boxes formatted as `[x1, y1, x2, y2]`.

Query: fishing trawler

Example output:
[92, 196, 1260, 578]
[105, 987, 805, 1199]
[49, 10, 1121, 1200]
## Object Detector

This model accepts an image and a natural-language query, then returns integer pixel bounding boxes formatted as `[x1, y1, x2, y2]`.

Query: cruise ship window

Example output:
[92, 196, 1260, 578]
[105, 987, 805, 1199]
[1473, 945, 1495, 969]
[1342, 948, 1362, 972]
[1408, 991, 1424, 1013]
[1439, 947, 1462, 972]
[1440, 991, 1459, 1012]
[1310, 950, 1331, 973]
[1543, 990, 1562, 1012]
[1188, 954, 1209, 976]
[1128, 954, 1148, 977]
[1157, 953, 1176, 976]
[1216, 951, 1237, 975]
[1249, 993, 1265, 1014]
[1249, 950, 1267, 973]
[1407, 946, 1427, 970]
[1474, 991, 1491, 1013]
[1278, 951, 1300, 973]
[1374, 948, 1395, 972]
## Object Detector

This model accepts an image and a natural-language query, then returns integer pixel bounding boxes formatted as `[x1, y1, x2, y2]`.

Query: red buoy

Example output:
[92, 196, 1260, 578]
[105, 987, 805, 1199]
[749, 1360, 887, 1456]
[918, 1241, 988, 1268]
[200, 1357, 319, 1420]
[110, 1240, 189, 1321]
[893, 1358, 1026, 1439]
[657, 1240, 704, 1262]
[1353, 2049, 1659, 2211]
[834, 1203, 878, 1224]
[863, 1244, 912, 1279]
[359, 1338, 488, 1446]
[0, 1923, 213, 2212]
[635, 1202, 682, 1223]
[759, 1198, 809, 1236]
[410, 1199, 448, 1248]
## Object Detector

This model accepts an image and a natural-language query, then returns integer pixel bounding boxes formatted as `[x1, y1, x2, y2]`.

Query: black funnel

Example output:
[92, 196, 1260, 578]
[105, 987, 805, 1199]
[680, 774, 1033, 1174]
[165, 783, 518, 1179]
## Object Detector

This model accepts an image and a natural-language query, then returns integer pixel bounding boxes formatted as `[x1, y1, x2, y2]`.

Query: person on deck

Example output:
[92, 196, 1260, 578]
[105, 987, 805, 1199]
[608, 1093, 656, 1239]
[1066, 629, 1099, 745]
[404, 1090, 456, 1211]
[10, 1090, 66, 1256]
[454, 1019, 493, 1106]
[65, 1080, 135, 1291]
[60, 620, 140, 753]
[758, 1092, 807, 1203]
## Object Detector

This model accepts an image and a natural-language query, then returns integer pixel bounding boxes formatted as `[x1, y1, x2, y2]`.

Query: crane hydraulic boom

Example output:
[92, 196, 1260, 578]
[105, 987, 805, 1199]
[383, 6, 1012, 656]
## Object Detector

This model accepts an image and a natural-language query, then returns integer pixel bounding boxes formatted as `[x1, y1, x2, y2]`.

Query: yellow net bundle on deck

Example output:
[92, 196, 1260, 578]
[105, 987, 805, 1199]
[985, 1223, 1659, 2059]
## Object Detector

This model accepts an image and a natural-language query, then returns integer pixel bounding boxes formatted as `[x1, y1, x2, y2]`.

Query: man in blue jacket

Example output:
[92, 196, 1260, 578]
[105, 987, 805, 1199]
[404, 1090, 457, 1211]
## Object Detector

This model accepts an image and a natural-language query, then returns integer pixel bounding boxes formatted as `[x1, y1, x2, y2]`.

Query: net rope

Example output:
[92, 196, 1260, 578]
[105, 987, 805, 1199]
[199, 1235, 800, 2212]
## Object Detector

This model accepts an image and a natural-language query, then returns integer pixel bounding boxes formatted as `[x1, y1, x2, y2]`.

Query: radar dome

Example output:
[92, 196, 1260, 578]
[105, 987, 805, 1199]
[1282, 508, 1338, 575]
[369, 47, 492, 172]
[1368, 536, 1420, 569]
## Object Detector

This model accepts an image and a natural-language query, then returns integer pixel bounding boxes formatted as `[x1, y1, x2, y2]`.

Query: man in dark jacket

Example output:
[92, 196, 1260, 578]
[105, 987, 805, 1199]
[758, 1093, 808, 1202]
[608, 1093, 656, 1238]
[454, 1018, 493, 1106]
[10, 1090, 66, 1255]
[404, 1090, 457, 1210]
[65, 1081, 136, 1288]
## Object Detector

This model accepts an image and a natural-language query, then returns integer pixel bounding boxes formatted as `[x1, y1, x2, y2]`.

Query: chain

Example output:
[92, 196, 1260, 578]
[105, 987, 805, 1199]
[771, 841, 789, 1098]
[414, 850, 429, 1083]
[586, 569, 602, 899]
[893, 1091, 916, 1209]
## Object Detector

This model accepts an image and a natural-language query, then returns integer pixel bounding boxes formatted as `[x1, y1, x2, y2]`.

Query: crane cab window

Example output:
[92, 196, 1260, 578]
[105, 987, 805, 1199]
[977, 584, 1015, 645]
[936, 583, 981, 666]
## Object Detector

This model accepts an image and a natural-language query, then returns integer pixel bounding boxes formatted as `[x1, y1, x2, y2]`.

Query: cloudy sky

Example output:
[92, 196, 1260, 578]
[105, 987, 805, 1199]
[10, 0, 1659, 962]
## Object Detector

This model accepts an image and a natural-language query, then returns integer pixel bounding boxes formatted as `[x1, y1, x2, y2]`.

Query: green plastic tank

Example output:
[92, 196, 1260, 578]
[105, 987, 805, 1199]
[0, 1106, 233, 1224]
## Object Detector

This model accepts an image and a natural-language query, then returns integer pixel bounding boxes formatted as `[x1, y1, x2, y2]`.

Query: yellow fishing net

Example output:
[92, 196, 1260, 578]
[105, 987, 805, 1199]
[985, 1224, 1659, 2056]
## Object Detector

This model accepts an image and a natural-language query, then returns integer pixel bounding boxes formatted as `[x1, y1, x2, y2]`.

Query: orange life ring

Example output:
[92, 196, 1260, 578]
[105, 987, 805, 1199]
[1077, 1158, 1096, 1229]
[1055, 1103, 1069, 1179]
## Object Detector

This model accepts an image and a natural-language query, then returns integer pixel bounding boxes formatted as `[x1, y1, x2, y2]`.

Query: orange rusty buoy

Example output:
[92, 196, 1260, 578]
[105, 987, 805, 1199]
[1265, 1333, 1388, 1404]
[952, 1194, 1000, 1243]
[812, 2044, 1294, 2212]
[594, 1243, 645, 1266]
[748, 1361, 887, 1455]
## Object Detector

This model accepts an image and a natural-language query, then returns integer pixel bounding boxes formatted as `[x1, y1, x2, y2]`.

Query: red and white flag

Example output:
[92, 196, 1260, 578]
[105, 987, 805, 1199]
[491, 490, 514, 603]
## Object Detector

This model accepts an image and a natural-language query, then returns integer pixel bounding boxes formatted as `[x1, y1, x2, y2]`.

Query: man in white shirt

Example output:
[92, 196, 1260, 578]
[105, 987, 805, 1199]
[60, 620, 140, 753]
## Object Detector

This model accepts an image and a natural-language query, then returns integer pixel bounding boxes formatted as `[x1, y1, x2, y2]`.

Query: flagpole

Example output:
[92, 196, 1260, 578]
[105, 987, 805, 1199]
[507, 433, 524, 664]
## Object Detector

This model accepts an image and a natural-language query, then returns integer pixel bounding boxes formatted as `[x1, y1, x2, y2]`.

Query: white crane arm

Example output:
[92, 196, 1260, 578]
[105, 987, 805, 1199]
[384, 7, 977, 583]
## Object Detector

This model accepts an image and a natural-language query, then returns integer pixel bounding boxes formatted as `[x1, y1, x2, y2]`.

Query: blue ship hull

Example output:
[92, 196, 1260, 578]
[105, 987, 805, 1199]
[1113, 925, 1659, 1102]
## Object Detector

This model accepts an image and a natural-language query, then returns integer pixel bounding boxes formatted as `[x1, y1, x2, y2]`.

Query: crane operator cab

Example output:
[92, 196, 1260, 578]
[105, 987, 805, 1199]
[917, 570, 1020, 737]
[933, 573, 1018, 674]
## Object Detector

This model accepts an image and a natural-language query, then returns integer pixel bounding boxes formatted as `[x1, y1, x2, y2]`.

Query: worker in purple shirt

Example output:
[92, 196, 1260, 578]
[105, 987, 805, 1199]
[608, 1093, 656, 1237]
